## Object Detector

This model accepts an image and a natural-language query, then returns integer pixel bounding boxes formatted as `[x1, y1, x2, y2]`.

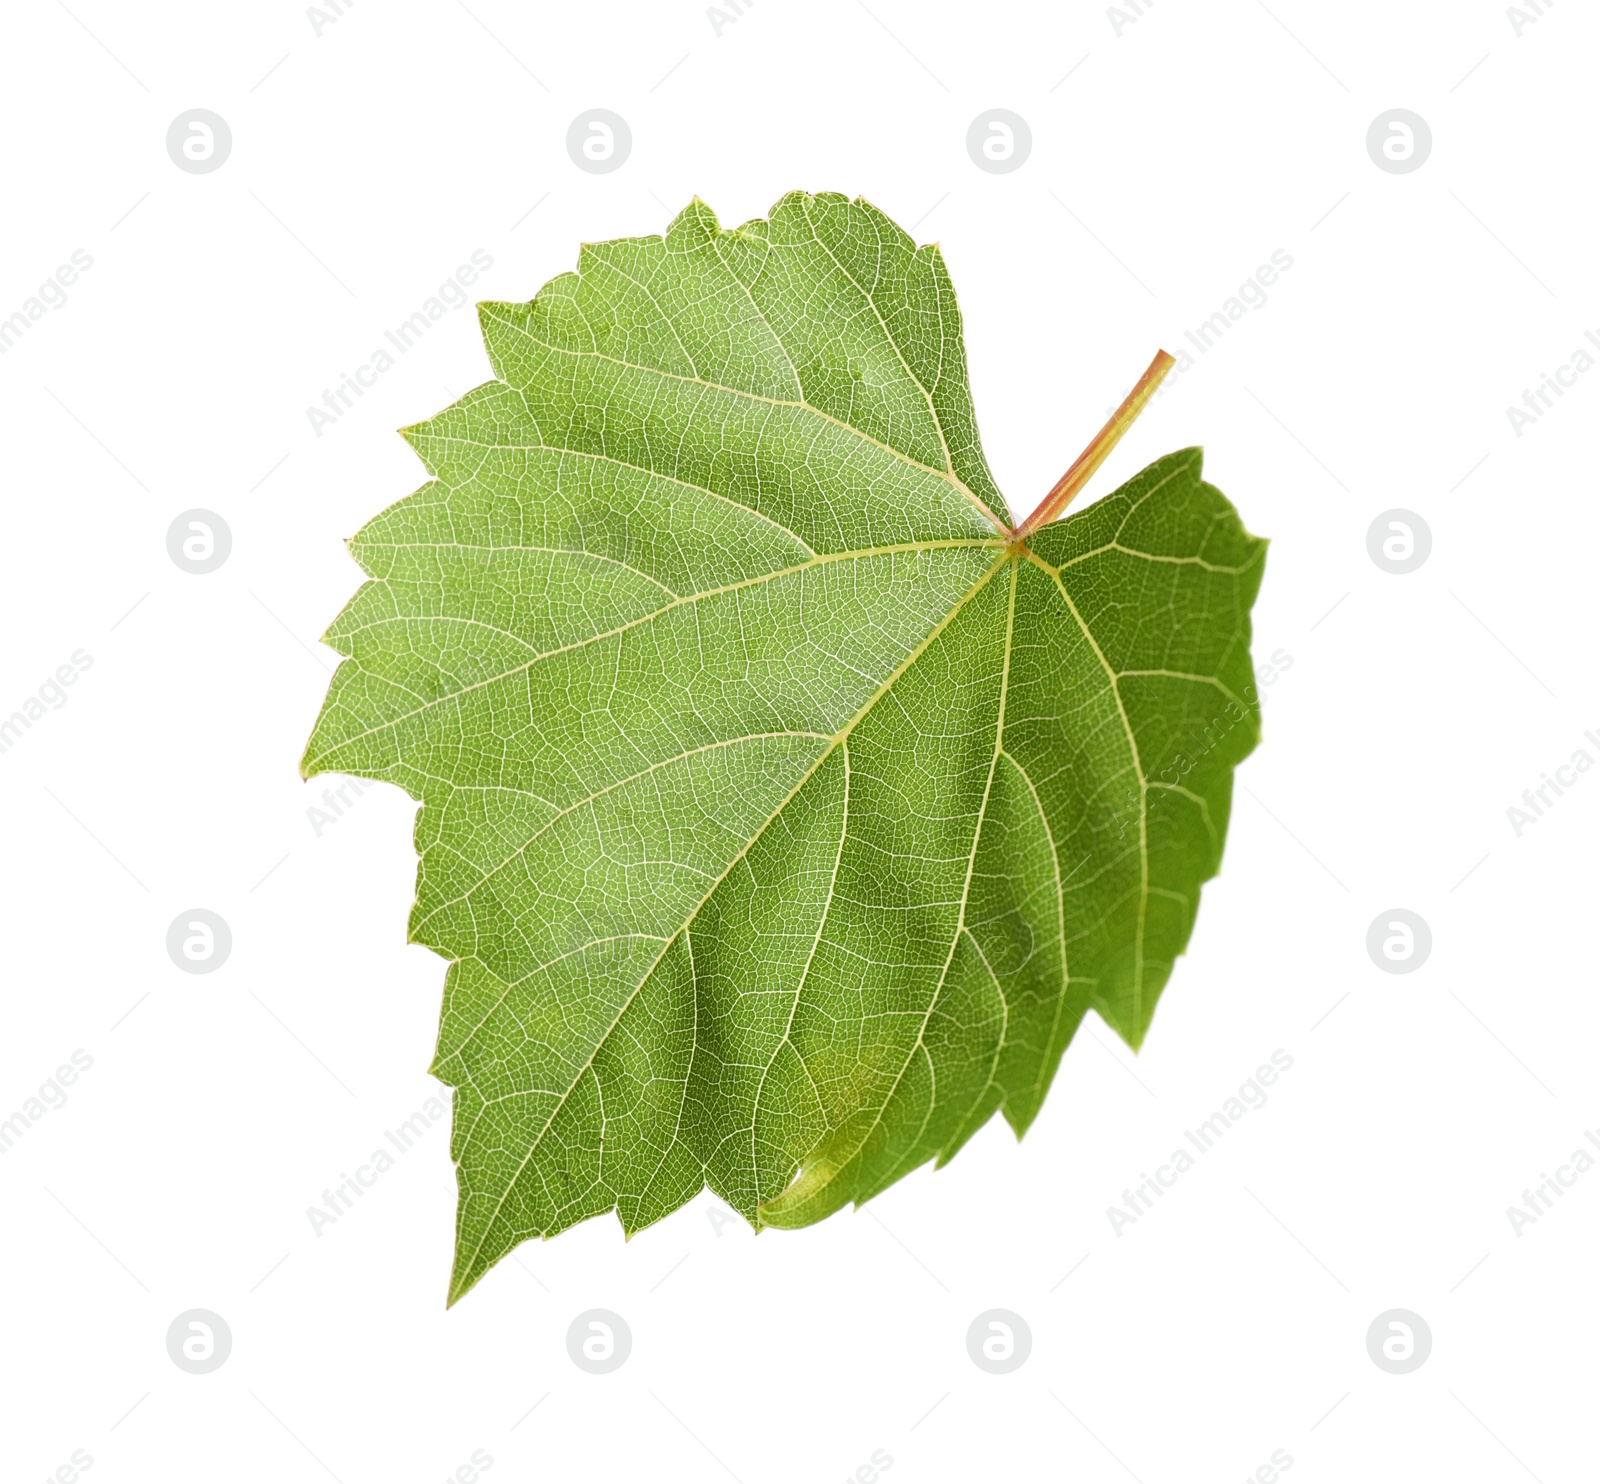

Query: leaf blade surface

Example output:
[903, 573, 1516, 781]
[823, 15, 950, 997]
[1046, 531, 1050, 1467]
[301, 191, 1266, 1301]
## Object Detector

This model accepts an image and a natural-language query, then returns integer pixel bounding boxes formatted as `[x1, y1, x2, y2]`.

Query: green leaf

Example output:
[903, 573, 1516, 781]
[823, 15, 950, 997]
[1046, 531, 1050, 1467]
[301, 191, 1266, 1303]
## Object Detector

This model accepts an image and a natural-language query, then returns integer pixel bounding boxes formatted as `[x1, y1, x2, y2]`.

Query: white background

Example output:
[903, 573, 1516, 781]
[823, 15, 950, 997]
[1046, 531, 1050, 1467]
[2, 1, 1596, 1480]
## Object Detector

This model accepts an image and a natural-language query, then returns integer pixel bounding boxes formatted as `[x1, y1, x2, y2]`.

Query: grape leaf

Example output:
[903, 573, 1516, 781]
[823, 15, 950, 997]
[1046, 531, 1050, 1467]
[301, 191, 1266, 1303]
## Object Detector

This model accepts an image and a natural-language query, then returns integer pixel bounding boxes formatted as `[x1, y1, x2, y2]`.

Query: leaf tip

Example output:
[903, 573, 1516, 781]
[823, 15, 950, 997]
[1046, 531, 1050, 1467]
[444, 1259, 477, 1308]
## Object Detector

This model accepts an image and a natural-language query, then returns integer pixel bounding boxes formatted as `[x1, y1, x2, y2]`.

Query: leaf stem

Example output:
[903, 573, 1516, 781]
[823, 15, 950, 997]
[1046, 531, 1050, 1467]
[1013, 349, 1176, 542]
